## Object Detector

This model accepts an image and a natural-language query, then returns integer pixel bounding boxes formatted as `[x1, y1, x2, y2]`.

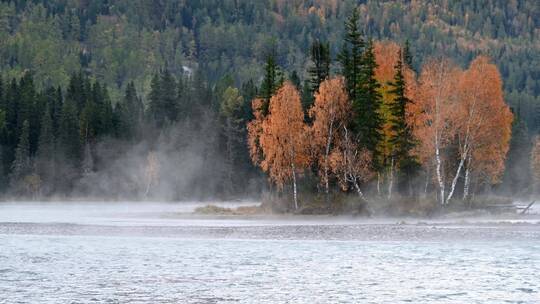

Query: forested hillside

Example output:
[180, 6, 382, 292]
[0, 0, 538, 205]
[0, 0, 538, 127]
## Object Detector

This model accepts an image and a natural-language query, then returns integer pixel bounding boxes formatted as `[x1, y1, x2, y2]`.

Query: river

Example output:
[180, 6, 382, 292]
[0, 202, 539, 303]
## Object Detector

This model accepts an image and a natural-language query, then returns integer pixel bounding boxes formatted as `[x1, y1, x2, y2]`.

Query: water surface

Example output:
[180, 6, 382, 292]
[1, 202, 539, 303]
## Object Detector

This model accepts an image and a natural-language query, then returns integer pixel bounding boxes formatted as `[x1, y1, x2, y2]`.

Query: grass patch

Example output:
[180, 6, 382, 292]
[194, 204, 264, 215]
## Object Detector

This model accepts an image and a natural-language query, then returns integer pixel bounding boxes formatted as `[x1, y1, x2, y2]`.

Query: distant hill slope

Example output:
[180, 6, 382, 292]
[0, 0, 538, 128]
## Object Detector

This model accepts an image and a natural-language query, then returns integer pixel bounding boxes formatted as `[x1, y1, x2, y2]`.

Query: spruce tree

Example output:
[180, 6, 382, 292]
[355, 39, 382, 155]
[99, 85, 114, 136]
[301, 79, 313, 114]
[124, 81, 142, 137]
[240, 79, 257, 121]
[3, 79, 19, 172]
[10, 120, 31, 186]
[116, 82, 142, 139]
[259, 53, 281, 115]
[148, 70, 178, 127]
[148, 72, 161, 124]
[403, 39, 414, 71]
[58, 99, 81, 163]
[37, 105, 54, 159]
[51, 87, 63, 137]
[66, 72, 86, 114]
[388, 49, 418, 191]
[338, 8, 364, 101]
[17, 73, 36, 145]
[308, 40, 330, 94]
[36, 105, 55, 192]
[289, 71, 301, 90]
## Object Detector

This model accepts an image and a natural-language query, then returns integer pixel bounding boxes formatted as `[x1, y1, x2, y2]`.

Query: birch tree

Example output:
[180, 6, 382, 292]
[329, 125, 373, 201]
[309, 77, 350, 202]
[253, 82, 309, 209]
[458, 56, 512, 199]
[414, 58, 461, 205]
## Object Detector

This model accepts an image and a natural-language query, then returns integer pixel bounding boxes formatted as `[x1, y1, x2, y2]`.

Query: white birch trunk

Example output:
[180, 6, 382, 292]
[353, 177, 366, 201]
[435, 140, 445, 205]
[323, 122, 334, 204]
[388, 157, 394, 200]
[463, 155, 471, 200]
[292, 164, 298, 210]
[445, 155, 465, 205]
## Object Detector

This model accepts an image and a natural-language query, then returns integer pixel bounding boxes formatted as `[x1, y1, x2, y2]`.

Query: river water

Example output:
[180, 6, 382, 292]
[0, 202, 539, 303]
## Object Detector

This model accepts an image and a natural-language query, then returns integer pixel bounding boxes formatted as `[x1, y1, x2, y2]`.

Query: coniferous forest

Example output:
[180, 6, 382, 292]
[0, 0, 539, 211]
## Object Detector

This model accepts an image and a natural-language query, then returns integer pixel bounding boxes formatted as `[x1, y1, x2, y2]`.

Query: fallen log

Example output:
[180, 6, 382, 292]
[520, 201, 536, 215]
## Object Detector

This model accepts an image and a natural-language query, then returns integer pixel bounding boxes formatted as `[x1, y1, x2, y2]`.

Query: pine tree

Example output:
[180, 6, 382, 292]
[36, 105, 55, 193]
[259, 53, 282, 115]
[403, 39, 414, 71]
[37, 105, 54, 159]
[241, 79, 257, 121]
[2, 79, 19, 173]
[148, 72, 161, 124]
[289, 71, 301, 90]
[122, 81, 142, 139]
[10, 120, 31, 186]
[17, 73, 36, 147]
[308, 40, 331, 94]
[148, 70, 178, 127]
[58, 98, 81, 163]
[99, 85, 114, 136]
[51, 87, 63, 137]
[355, 39, 383, 155]
[66, 72, 86, 114]
[161, 70, 178, 123]
[388, 49, 418, 192]
[338, 8, 364, 101]
[301, 79, 313, 114]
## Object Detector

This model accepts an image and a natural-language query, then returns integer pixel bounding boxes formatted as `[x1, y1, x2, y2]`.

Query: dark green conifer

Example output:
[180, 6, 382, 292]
[308, 40, 330, 94]
[10, 120, 31, 185]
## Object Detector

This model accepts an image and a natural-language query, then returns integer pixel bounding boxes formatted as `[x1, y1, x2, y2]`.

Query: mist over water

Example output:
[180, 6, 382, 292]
[1, 201, 540, 303]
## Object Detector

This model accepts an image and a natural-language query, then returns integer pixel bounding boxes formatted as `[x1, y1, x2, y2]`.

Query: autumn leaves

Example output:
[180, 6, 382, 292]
[248, 84, 309, 209]
[246, 8, 512, 210]
[248, 51, 512, 209]
[248, 78, 371, 209]
[413, 56, 512, 205]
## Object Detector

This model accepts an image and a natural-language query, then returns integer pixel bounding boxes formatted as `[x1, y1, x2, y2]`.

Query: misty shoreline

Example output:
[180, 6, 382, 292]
[1, 201, 540, 241]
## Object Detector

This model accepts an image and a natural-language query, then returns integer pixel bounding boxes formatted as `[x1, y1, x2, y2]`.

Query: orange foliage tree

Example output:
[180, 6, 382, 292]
[247, 98, 265, 166]
[413, 58, 462, 205]
[309, 77, 350, 200]
[249, 82, 309, 209]
[457, 56, 512, 199]
[329, 125, 373, 201]
[412, 56, 512, 204]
